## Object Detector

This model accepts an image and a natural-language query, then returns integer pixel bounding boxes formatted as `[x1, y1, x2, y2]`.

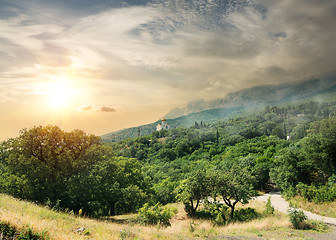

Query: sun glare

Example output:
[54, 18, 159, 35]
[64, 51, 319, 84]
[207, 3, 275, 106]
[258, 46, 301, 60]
[47, 81, 75, 109]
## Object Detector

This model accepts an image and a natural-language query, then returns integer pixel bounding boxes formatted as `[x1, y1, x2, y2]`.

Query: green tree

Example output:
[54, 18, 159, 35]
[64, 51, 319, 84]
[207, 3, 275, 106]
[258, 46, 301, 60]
[177, 170, 209, 217]
[303, 117, 336, 179]
[211, 166, 256, 220]
[0, 125, 100, 204]
[154, 178, 178, 205]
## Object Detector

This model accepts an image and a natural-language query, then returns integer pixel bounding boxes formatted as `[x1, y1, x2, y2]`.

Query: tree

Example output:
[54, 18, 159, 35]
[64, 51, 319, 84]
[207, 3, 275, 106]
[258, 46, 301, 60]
[0, 125, 150, 216]
[154, 178, 178, 205]
[211, 165, 256, 220]
[253, 156, 273, 191]
[177, 170, 209, 217]
[0, 125, 101, 204]
[303, 117, 336, 179]
[270, 117, 336, 194]
[269, 145, 308, 192]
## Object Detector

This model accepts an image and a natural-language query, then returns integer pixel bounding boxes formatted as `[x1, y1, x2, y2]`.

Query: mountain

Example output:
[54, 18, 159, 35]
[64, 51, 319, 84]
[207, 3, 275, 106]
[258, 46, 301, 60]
[165, 72, 336, 119]
[101, 72, 336, 142]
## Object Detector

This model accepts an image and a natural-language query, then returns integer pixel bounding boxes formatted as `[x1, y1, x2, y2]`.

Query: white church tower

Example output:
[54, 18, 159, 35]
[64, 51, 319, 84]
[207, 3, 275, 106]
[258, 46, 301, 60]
[156, 118, 170, 131]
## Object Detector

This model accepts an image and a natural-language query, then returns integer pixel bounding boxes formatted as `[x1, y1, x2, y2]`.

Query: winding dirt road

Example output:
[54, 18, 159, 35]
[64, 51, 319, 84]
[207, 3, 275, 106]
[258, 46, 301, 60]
[256, 192, 336, 225]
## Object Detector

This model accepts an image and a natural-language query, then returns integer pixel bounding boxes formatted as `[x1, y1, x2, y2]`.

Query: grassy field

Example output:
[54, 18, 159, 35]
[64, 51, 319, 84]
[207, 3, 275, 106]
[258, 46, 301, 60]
[0, 194, 332, 240]
[289, 196, 336, 218]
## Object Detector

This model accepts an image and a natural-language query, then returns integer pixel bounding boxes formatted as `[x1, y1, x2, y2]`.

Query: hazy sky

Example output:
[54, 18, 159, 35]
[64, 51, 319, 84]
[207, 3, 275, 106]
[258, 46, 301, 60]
[1, 0, 336, 140]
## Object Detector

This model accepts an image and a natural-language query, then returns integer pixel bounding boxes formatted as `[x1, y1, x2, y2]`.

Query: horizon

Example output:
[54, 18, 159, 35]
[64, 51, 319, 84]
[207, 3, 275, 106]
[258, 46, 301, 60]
[1, 0, 336, 140]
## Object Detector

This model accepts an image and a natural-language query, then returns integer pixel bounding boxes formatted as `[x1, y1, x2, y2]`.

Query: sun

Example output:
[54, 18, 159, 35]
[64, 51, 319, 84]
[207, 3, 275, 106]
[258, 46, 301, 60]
[47, 81, 75, 109]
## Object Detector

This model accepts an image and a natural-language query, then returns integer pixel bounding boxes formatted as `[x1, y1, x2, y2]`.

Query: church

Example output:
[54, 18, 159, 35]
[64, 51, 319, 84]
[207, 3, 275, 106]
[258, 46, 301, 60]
[156, 118, 170, 131]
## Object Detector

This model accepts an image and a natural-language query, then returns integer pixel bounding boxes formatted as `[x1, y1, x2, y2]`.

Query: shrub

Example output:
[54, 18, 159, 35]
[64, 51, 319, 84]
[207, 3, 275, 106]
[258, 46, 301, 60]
[284, 186, 297, 199]
[195, 201, 228, 225]
[18, 227, 46, 240]
[296, 182, 336, 203]
[0, 222, 47, 240]
[307, 220, 329, 232]
[288, 206, 307, 229]
[234, 207, 260, 222]
[137, 203, 177, 227]
[263, 197, 274, 216]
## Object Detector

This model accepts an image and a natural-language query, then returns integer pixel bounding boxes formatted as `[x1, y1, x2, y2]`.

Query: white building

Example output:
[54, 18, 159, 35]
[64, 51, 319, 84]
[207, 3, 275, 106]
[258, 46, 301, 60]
[156, 118, 170, 131]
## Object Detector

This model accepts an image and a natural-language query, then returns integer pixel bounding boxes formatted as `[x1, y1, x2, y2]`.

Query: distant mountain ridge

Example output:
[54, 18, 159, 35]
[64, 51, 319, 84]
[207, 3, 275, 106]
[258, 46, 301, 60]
[164, 72, 336, 119]
[102, 72, 336, 141]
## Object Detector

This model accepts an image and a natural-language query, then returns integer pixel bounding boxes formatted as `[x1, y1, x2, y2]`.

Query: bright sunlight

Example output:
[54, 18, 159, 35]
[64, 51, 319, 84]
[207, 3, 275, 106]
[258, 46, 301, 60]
[47, 80, 76, 109]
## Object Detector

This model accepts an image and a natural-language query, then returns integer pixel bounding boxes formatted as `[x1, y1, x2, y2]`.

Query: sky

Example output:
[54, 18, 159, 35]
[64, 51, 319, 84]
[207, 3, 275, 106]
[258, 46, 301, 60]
[0, 0, 336, 140]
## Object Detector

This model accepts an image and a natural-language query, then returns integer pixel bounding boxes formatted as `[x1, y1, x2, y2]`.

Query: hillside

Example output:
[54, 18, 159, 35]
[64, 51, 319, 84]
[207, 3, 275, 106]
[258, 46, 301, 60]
[1, 193, 334, 240]
[2, 99, 336, 239]
[101, 72, 336, 142]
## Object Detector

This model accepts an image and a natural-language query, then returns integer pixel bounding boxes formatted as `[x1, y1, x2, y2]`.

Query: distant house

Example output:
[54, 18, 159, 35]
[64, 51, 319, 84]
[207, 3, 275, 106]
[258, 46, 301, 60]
[156, 118, 170, 131]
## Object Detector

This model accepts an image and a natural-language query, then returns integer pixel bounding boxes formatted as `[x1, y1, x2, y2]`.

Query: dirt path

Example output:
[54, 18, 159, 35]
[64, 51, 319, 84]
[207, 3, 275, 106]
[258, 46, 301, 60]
[256, 192, 336, 225]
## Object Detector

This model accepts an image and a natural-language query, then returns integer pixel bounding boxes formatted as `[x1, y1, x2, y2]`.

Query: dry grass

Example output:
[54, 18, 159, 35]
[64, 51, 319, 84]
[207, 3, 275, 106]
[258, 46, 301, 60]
[0, 194, 330, 240]
[290, 196, 336, 218]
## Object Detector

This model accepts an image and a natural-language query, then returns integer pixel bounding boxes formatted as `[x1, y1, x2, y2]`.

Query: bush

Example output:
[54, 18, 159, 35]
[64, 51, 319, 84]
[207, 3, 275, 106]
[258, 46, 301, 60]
[288, 206, 307, 229]
[18, 227, 46, 240]
[234, 207, 260, 222]
[296, 182, 336, 203]
[284, 186, 297, 199]
[307, 220, 329, 232]
[137, 203, 177, 227]
[263, 197, 274, 216]
[0, 222, 47, 240]
[197, 201, 228, 225]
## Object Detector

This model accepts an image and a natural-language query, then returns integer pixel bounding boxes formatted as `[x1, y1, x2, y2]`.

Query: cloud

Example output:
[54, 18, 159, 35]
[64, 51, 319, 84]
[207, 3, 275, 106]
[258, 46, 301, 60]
[99, 106, 117, 112]
[0, 0, 336, 108]
[78, 104, 117, 113]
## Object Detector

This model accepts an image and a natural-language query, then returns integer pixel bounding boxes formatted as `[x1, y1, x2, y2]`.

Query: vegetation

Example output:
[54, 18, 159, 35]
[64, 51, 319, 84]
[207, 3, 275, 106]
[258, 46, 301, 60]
[0, 222, 47, 239]
[263, 197, 275, 216]
[288, 207, 307, 229]
[0, 99, 336, 236]
[137, 203, 177, 227]
[0, 194, 330, 240]
[0, 126, 149, 217]
[289, 196, 336, 218]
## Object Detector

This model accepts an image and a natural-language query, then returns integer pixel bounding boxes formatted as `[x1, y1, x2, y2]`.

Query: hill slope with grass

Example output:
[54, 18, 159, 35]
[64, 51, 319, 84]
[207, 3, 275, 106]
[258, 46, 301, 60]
[1, 193, 334, 240]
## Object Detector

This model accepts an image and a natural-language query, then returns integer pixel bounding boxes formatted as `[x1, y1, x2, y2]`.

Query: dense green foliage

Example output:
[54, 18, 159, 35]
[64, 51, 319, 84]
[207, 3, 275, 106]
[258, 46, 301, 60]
[137, 203, 177, 227]
[296, 181, 336, 203]
[1, 100, 336, 220]
[0, 126, 149, 216]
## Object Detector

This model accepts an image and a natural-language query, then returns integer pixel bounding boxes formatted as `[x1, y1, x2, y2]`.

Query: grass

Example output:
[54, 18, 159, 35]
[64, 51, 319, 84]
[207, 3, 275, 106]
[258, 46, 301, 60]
[289, 196, 336, 218]
[0, 194, 332, 240]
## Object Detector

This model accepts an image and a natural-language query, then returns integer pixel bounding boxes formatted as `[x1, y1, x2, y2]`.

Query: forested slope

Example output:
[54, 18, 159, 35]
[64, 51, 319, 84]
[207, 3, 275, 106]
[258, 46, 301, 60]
[1, 100, 335, 221]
